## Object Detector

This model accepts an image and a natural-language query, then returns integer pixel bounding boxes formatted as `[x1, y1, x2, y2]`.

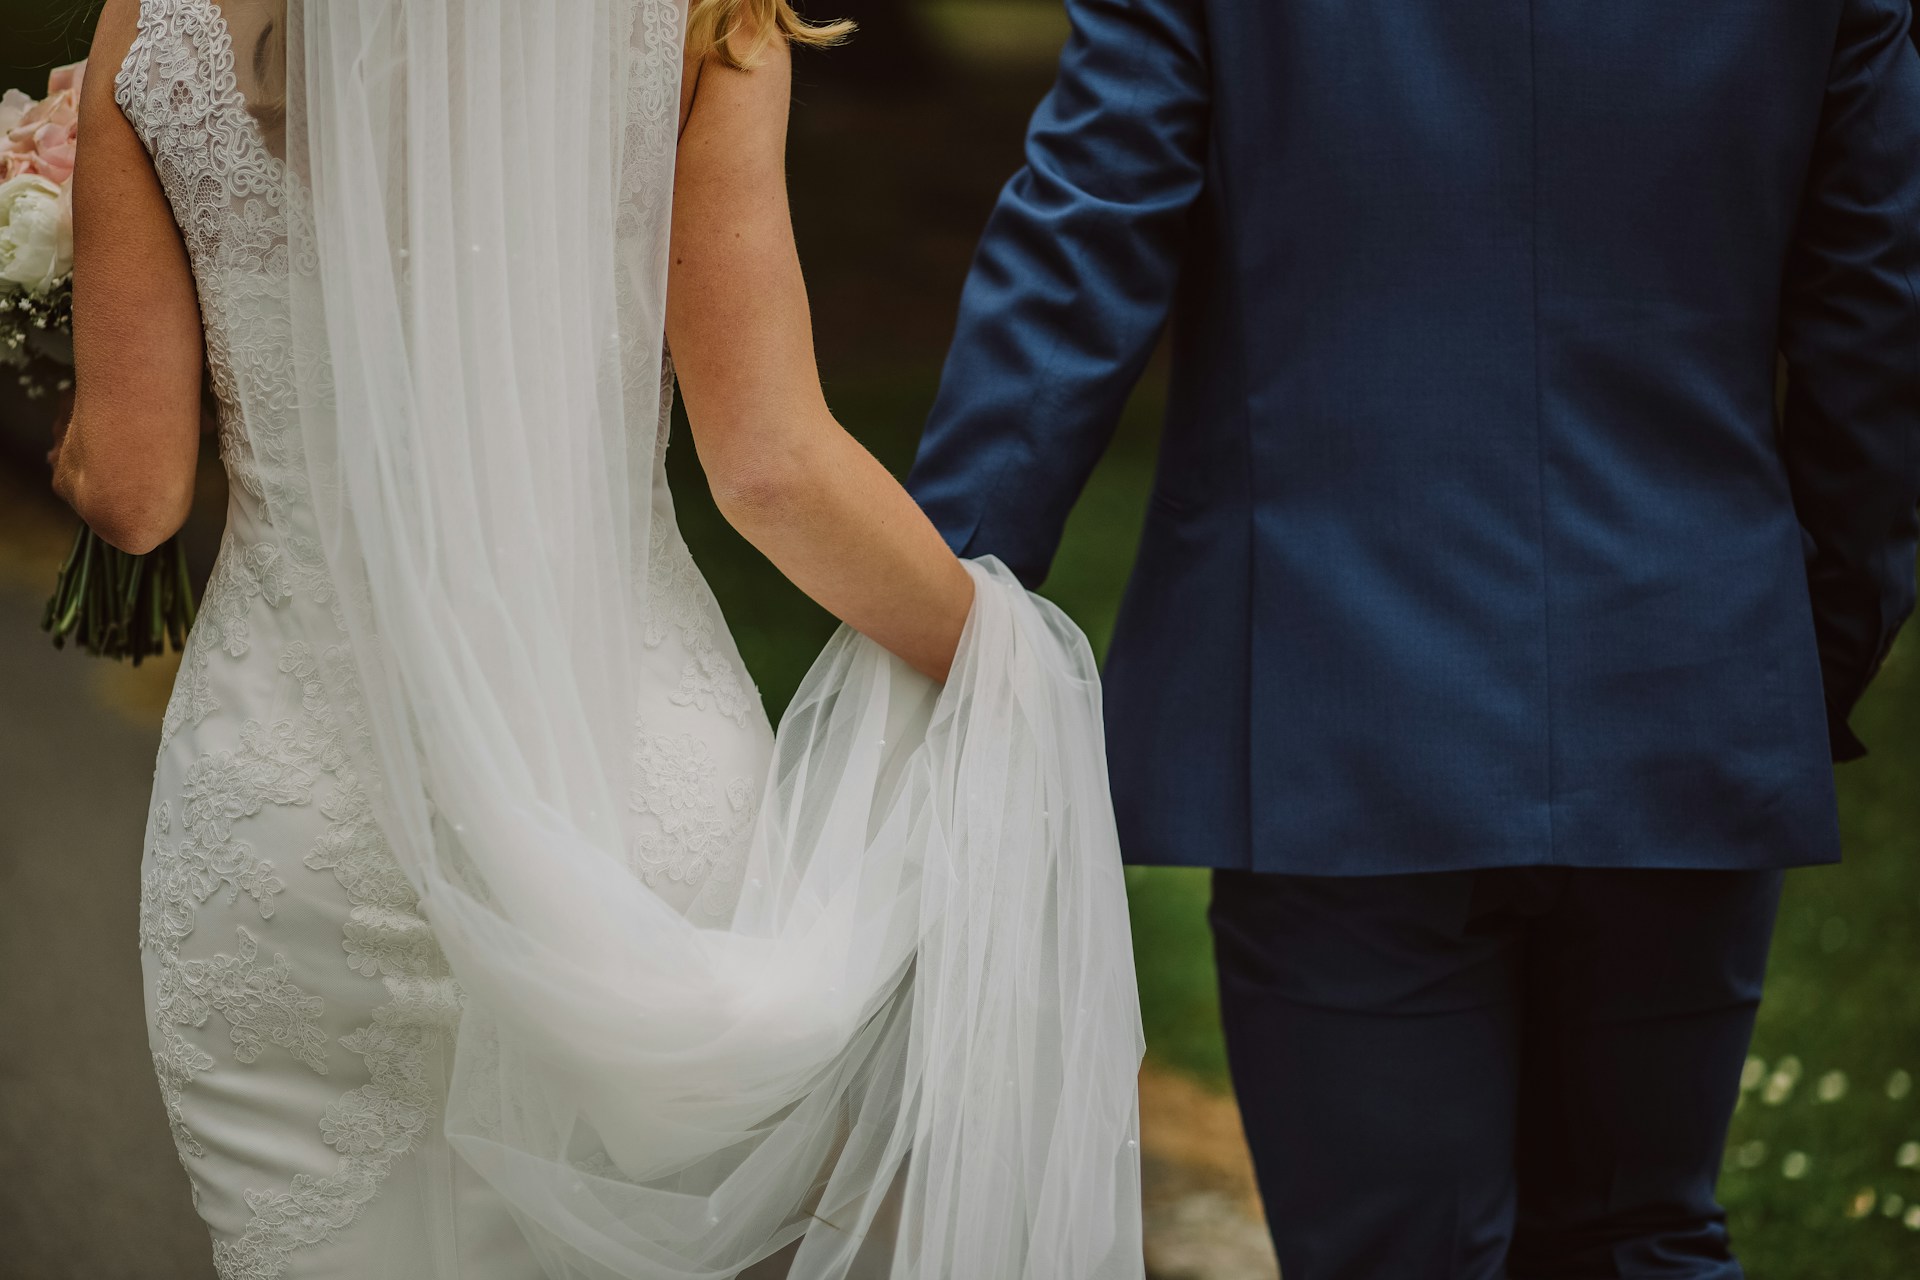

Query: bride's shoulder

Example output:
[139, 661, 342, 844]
[76, 0, 146, 142]
[87, 0, 146, 82]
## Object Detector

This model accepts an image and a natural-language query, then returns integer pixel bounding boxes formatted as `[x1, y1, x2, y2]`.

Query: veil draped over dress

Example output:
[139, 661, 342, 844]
[239, 1, 1148, 1274]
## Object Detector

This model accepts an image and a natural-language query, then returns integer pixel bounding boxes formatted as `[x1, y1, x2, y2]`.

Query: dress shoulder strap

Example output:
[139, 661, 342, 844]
[113, 0, 252, 163]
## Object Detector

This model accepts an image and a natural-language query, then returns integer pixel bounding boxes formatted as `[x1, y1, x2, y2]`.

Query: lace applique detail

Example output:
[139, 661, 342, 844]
[159, 927, 331, 1073]
[153, 1027, 216, 1161]
[624, 362, 764, 916]
[144, 718, 313, 1086]
[643, 373, 760, 729]
[628, 728, 757, 917]
[141, 741, 295, 959]
[145, 629, 459, 1280]
[142, 708, 318, 1204]
[202, 541, 297, 657]
[215, 991, 459, 1280]
[218, 641, 460, 1280]
[644, 508, 759, 729]
[159, 624, 220, 757]
[285, 641, 445, 983]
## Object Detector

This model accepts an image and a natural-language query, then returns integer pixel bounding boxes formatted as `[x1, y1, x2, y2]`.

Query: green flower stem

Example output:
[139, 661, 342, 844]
[41, 525, 199, 664]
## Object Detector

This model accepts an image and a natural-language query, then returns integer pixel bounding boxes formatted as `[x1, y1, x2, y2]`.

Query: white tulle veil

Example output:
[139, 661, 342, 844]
[260, 0, 1145, 1274]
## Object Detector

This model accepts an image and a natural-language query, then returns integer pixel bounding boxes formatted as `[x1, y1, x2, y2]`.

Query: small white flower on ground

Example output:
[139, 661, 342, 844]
[1890, 1070, 1914, 1101]
[1847, 1188, 1877, 1219]
[1897, 1141, 1920, 1169]
[1735, 1140, 1767, 1169]
[1782, 1152, 1810, 1180]
[1817, 1070, 1848, 1102]
[1906, 1206, 1920, 1232]
[1741, 1056, 1765, 1091]
[1884, 1193, 1906, 1218]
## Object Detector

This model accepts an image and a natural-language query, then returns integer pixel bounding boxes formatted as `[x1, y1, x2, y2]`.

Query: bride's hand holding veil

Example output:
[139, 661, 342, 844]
[667, 25, 974, 682]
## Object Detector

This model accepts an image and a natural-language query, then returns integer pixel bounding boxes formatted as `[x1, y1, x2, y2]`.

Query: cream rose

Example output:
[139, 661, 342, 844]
[0, 89, 31, 137]
[0, 174, 72, 293]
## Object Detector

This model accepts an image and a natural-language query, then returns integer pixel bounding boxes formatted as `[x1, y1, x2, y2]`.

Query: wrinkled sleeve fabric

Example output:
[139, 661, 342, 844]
[905, 0, 1210, 588]
[1779, 0, 1920, 761]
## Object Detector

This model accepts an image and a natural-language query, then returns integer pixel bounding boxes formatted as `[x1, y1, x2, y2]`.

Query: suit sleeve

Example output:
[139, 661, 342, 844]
[1779, 0, 1920, 761]
[905, 0, 1210, 588]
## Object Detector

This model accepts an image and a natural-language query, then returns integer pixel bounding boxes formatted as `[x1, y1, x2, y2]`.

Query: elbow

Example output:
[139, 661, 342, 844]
[95, 511, 187, 557]
[56, 464, 194, 555]
[52, 406, 199, 554]
[709, 459, 799, 527]
[85, 496, 192, 556]
[702, 431, 818, 530]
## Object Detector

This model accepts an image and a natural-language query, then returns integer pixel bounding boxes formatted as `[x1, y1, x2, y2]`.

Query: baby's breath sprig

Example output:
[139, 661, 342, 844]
[0, 274, 76, 398]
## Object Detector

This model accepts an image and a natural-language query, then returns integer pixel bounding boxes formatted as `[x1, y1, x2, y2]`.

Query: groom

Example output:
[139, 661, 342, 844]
[909, 1, 1920, 1276]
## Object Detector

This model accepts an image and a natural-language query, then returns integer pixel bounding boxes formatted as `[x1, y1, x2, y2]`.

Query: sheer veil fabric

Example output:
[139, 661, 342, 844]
[260, 0, 1146, 1274]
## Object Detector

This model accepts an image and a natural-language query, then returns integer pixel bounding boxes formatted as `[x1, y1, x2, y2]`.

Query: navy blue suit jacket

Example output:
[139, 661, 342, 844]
[907, 0, 1920, 874]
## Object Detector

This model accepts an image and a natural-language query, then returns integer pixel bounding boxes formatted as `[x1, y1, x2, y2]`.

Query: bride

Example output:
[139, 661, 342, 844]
[50, 0, 1144, 1276]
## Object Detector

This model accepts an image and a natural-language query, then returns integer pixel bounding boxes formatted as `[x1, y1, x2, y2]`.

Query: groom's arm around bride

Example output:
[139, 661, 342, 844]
[909, 1, 1920, 1277]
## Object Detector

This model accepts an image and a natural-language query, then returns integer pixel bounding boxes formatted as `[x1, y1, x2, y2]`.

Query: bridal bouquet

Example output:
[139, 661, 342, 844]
[3, 60, 198, 664]
[0, 61, 80, 391]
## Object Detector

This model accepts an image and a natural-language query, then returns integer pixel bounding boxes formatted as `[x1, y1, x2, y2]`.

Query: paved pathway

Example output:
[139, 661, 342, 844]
[0, 487, 213, 1279]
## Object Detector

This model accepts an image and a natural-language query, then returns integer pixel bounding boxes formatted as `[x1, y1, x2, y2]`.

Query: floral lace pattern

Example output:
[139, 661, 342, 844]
[140, 616, 459, 1280]
[160, 928, 331, 1073]
[646, 502, 760, 728]
[645, 362, 759, 730]
[628, 364, 764, 914]
[628, 728, 758, 919]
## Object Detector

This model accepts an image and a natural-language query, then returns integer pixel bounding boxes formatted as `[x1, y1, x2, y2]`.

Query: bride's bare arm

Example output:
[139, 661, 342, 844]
[50, 0, 204, 555]
[666, 39, 974, 682]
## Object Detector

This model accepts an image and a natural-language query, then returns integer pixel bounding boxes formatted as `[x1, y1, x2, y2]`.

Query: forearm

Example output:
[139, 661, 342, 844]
[668, 39, 972, 680]
[709, 411, 974, 682]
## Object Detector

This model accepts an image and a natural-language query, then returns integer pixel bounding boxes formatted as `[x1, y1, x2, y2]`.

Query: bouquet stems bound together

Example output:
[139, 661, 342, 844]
[41, 526, 197, 664]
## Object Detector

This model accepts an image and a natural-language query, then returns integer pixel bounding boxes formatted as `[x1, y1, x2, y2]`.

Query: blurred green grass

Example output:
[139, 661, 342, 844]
[1719, 636, 1920, 1272]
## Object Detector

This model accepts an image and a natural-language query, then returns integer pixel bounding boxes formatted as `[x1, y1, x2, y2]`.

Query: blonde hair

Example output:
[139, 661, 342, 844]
[686, 0, 854, 70]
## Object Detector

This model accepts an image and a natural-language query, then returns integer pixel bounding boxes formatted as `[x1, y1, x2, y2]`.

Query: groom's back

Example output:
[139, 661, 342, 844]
[913, 0, 1920, 874]
[1174, 0, 1828, 515]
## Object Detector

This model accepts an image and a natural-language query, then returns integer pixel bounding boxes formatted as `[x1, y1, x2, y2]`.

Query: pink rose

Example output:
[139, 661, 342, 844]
[45, 62, 86, 100]
[0, 61, 86, 187]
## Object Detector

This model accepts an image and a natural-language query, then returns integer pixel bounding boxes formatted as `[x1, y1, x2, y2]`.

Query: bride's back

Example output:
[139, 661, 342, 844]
[108, 2, 778, 1272]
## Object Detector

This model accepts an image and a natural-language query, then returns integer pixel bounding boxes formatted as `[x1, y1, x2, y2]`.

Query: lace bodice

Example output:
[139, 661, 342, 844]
[115, 0, 298, 512]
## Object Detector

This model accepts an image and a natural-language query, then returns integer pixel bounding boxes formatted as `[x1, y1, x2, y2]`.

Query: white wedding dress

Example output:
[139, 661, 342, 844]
[127, 2, 773, 1273]
[121, 2, 1143, 1278]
